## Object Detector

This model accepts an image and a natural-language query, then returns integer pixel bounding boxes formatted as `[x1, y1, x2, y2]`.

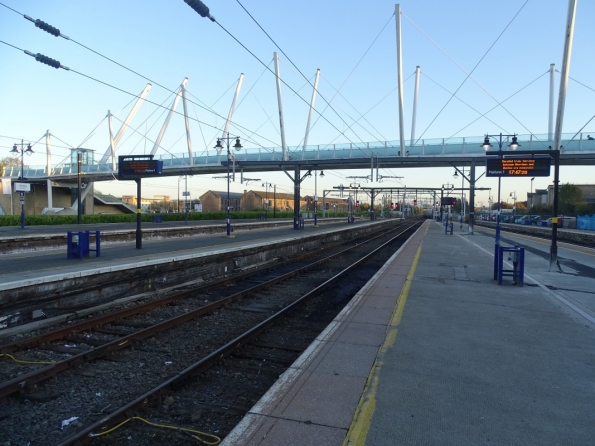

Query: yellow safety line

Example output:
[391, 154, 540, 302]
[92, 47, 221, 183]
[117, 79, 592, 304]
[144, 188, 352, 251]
[343, 226, 426, 446]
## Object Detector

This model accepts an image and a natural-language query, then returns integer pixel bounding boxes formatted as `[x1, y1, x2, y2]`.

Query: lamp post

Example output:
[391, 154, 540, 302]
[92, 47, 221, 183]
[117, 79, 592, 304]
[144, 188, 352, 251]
[481, 133, 520, 279]
[11, 140, 33, 229]
[214, 133, 242, 237]
[510, 191, 517, 221]
[184, 174, 189, 223]
[261, 182, 271, 220]
[177, 176, 182, 213]
[314, 169, 324, 226]
[530, 177, 535, 208]
[440, 183, 454, 222]
[453, 168, 468, 228]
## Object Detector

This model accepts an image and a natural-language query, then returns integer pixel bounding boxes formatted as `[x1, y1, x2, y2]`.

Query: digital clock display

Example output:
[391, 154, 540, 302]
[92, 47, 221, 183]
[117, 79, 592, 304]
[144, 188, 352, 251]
[485, 157, 551, 177]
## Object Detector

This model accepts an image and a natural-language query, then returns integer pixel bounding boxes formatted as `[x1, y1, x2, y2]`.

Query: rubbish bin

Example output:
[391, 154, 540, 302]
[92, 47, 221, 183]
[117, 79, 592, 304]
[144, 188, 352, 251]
[153, 215, 163, 223]
[497, 245, 524, 286]
[67, 231, 101, 259]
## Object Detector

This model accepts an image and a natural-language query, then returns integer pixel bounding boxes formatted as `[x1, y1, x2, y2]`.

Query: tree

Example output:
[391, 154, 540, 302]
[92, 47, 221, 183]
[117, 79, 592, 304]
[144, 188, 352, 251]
[0, 156, 20, 174]
[575, 202, 595, 217]
[559, 183, 582, 215]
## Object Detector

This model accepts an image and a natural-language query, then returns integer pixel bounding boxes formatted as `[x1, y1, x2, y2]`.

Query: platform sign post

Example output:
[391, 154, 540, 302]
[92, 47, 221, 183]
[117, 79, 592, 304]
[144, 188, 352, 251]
[118, 155, 164, 249]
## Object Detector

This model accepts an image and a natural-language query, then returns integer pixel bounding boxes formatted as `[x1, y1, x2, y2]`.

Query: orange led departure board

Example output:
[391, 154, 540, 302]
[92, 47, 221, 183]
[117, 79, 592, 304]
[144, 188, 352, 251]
[485, 157, 551, 177]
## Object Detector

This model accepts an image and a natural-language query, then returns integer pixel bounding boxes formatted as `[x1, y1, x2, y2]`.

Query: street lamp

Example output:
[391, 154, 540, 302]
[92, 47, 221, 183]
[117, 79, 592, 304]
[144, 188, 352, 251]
[214, 133, 242, 237]
[530, 177, 535, 208]
[440, 183, 454, 222]
[481, 133, 520, 279]
[11, 140, 33, 229]
[510, 191, 517, 221]
[453, 168, 468, 228]
[261, 182, 272, 220]
[313, 169, 324, 226]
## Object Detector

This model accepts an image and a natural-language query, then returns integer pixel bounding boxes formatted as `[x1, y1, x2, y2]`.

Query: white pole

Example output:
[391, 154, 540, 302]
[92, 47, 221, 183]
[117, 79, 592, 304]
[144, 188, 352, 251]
[554, 1, 577, 154]
[181, 82, 194, 166]
[549, 63, 555, 141]
[107, 111, 116, 171]
[274, 53, 288, 161]
[395, 4, 406, 157]
[410, 66, 420, 146]
[100, 83, 151, 164]
[303, 69, 321, 153]
[45, 130, 52, 208]
[151, 79, 187, 156]
[222, 73, 245, 139]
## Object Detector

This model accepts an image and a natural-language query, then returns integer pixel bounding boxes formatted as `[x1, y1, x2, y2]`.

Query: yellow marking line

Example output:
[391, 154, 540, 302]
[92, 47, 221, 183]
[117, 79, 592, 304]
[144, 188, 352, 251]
[343, 228, 425, 446]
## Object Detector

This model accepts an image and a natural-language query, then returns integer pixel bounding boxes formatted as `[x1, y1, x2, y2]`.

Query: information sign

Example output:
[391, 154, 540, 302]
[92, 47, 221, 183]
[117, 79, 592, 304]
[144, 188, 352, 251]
[118, 155, 163, 179]
[485, 157, 550, 177]
[14, 183, 31, 192]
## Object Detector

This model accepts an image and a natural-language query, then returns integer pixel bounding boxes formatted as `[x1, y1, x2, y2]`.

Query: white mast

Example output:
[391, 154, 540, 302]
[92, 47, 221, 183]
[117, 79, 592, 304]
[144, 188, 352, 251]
[303, 69, 321, 154]
[274, 52, 288, 161]
[395, 4, 406, 157]
[553, 0, 576, 154]
[222, 73, 245, 139]
[151, 79, 187, 156]
[45, 130, 52, 208]
[181, 82, 193, 165]
[548, 63, 556, 141]
[100, 83, 151, 165]
[410, 66, 421, 146]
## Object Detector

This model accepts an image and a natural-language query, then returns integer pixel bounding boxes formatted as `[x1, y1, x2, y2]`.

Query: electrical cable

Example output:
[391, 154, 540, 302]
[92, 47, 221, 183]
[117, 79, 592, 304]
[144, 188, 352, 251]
[0, 5, 281, 151]
[445, 70, 550, 144]
[0, 353, 55, 365]
[402, 1, 530, 143]
[211, 20, 371, 157]
[88, 415, 221, 444]
[235, 0, 393, 152]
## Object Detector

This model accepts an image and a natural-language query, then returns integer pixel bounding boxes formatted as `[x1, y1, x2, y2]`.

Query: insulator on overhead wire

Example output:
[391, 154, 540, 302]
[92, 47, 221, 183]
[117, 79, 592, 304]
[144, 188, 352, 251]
[184, 0, 215, 21]
[34, 53, 61, 69]
[34, 19, 60, 37]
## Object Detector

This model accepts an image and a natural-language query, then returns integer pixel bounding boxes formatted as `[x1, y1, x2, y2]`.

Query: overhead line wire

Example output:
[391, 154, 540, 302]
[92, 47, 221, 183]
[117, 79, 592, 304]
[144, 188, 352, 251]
[445, 70, 550, 142]
[0, 3, 282, 152]
[402, 1, 530, 143]
[273, 11, 397, 150]
[231, 0, 391, 155]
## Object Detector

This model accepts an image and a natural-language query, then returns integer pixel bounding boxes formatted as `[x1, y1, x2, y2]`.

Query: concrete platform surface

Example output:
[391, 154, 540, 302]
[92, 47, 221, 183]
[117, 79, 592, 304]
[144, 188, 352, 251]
[222, 220, 595, 446]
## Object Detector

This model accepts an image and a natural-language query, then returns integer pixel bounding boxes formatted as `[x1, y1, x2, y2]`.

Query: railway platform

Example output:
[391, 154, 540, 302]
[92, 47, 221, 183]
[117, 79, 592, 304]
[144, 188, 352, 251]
[222, 219, 595, 445]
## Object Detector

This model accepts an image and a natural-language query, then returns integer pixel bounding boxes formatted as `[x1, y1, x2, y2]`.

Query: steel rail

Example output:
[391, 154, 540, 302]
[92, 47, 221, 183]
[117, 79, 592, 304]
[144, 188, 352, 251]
[57, 221, 420, 445]
[0, 221, 412, 398]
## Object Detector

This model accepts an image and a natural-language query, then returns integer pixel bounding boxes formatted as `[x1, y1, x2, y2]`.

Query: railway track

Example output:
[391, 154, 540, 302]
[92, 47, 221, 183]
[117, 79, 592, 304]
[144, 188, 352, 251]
[0, 219, 422, 445]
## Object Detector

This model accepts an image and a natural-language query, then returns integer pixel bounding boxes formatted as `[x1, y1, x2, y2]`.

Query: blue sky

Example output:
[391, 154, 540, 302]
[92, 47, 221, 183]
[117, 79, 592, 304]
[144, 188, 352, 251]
[1, 0, 594, 209]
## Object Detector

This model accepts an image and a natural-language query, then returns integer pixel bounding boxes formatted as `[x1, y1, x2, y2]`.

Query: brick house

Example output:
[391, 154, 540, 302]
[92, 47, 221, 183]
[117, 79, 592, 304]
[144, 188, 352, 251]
[242, 190, 300, 212]
[199, 190, 243, 212]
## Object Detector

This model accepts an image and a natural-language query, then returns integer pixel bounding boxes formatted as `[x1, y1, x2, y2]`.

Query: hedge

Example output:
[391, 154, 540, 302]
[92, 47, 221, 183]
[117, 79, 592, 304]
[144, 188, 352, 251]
[0, 211, 346, 227]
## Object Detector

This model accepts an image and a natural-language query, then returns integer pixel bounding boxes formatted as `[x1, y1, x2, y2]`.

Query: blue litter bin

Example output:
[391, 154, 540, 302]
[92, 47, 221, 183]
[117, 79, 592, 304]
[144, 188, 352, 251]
[153, 215, 163, 223]
[497, 245, 524, 286]
[67, 231, 100, 259]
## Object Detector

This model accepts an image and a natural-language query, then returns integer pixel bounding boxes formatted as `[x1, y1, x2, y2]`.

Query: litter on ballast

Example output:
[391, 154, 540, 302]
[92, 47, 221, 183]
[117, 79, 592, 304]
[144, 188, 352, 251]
[61, 416, 78, 430]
